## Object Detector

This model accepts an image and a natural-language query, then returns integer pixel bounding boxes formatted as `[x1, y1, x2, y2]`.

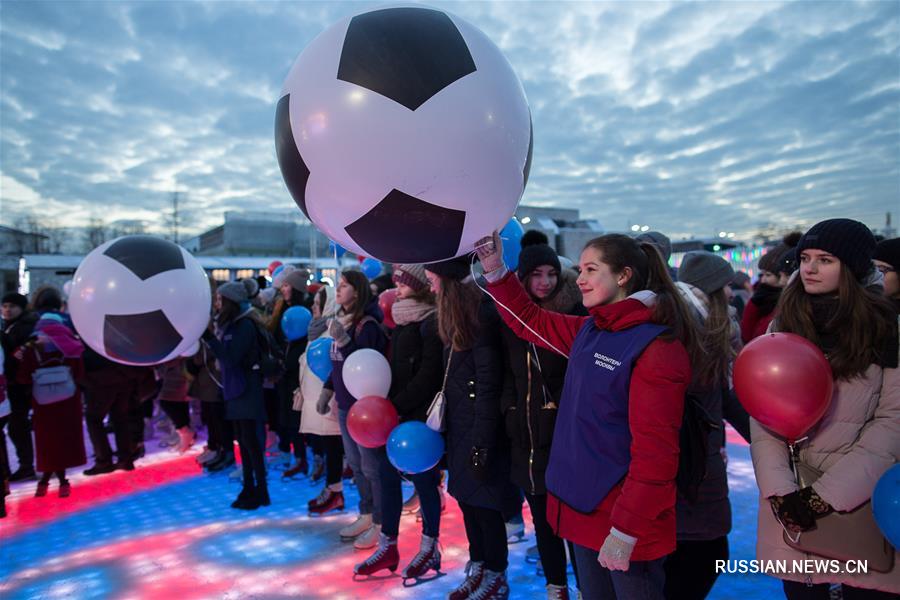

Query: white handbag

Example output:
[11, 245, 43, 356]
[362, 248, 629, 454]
[425, 352, 453, 433]
[33, 363, 76, 405]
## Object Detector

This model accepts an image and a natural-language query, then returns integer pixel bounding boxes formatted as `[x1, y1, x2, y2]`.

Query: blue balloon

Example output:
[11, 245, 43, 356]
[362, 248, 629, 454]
[361, 257, 382, 279]
[281, 306, 312, 341]
[500, 217, 524, 271]
[306, 337, 333, 381]
[386, 422, 445, 474]
[873, 463, 900, 549]
[328, 240, 346, 258]
[271, 264, 285, 279]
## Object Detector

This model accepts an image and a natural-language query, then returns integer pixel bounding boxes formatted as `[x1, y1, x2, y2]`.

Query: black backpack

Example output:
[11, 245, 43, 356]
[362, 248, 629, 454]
[676, 391, 720, 504]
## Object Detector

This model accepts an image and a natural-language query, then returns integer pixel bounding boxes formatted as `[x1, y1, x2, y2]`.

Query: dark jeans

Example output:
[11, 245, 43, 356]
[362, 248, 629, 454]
[85, 386, 133, 465]
[129, 398, 153, 447]
[7, 385, 34, 471]
[664, 536, 728, 600]
[338, 408, 375, 517]
[321, 434, 343, 486]
[526, 492, 575, 587]
[234, 419, 266, 489]
[201, 401, 231, 453]
[459, 501, 509, 573]
[783, 580, 899, 600]
[160, 400, 190, 429]
[377, 446, 441, 538]
[572, 543, 666, 600]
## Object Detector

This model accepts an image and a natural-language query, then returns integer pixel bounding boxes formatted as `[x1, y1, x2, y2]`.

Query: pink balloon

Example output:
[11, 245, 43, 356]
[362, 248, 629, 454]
[734, 332, 833, 441]
[347, 396, 399, 448]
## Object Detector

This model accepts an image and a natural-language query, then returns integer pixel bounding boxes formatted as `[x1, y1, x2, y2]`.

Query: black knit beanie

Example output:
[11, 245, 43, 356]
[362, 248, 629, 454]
[424, 255, 473, 281]
[874, 238, 900, 271]
[1, 292, 28, 310]
[517, 244, 561, 280]
[796, 219, 876, 280]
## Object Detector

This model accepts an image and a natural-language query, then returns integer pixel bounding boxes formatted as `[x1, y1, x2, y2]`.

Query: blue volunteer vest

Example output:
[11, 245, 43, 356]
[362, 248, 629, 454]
[545, 320, 668, 513]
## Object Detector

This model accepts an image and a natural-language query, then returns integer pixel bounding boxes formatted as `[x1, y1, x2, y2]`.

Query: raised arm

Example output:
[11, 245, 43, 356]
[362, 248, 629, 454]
[475, 231, 586, 356]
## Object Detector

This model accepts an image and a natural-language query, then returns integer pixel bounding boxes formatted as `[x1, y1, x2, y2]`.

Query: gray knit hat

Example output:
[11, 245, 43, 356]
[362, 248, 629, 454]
[218, 278, 258, 304]
[283, 269, 310, 293]
[272, 264, 296, 288]
[636, 231, 672, 262]
[392, 264, 429, 292]
[678, 251, 734, 295]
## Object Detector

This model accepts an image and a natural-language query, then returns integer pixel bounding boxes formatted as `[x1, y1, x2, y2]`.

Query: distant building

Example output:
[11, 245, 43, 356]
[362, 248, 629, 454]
[15, 254, 342, 298]
[187, 211, 331, 258]
[514, 205, 604, 260]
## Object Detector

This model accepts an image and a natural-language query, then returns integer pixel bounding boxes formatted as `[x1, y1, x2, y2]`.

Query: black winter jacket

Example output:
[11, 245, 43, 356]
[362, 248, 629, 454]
[444, 297, 514, 511]
[500, 273, 586, 495]
[388, 313, 443, 423]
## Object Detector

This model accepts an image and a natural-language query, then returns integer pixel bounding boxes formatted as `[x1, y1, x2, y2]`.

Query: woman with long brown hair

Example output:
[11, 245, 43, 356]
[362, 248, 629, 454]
[316, 269, 388, 550]
[669, 251, 749, 599]
[423, 255, 513, 600]
[476, 231, 696, 600]
[750, 219, 899, 598]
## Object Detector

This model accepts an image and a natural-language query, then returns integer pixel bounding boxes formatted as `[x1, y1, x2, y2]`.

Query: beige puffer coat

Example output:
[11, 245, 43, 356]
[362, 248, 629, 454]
[296, 344, 340, 437]
[750, 359, 900, 592]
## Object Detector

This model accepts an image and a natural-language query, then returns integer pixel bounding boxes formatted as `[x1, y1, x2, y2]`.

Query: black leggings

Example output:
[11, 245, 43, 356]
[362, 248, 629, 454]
[234, 419, 266, 489]
[526, 492, 577, 587]
[664, 536, 728, 600]
[783, 580, 899, 600]
[321, 434, 343, 485]
[459, 501, 509, 573]
[160, 400, 190, 429]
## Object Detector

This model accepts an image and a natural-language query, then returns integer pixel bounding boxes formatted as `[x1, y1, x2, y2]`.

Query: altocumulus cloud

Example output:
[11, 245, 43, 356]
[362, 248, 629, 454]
[1, 1, 897, 240]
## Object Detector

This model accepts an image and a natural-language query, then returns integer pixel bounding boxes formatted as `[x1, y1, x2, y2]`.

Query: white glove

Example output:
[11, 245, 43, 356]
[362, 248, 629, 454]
[597, 528, 636, 572]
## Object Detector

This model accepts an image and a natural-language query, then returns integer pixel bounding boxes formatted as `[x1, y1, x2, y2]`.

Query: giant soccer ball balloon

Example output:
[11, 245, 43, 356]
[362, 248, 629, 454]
[69, 236, 212, 366]
[275, 5, 532, 264]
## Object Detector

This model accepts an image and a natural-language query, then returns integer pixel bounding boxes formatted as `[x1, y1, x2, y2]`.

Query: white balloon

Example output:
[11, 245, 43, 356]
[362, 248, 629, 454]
[62, 279, 73, 298]
[180, 341, 201, 357]
[342, 348, 391, 400]
[69, 235, 212, 366]
[276, 5, 532, 264]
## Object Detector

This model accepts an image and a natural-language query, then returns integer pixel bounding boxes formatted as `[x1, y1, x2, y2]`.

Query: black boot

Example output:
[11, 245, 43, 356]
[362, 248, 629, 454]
[231, 485, 255, 509]
[257, 483, 270, 507]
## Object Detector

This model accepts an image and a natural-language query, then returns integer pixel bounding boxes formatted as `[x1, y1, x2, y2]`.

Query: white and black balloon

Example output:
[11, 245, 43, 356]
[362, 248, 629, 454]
[275, 5, 532, 264]
[69, 236, 212, 366]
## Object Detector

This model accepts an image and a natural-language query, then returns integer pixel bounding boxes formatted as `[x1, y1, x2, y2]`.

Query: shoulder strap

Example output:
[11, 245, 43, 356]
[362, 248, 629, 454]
[439, 351, 453, 393]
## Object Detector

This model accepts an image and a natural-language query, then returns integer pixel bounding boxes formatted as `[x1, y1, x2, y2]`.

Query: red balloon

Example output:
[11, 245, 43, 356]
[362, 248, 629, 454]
[308, 283, 322, 295]
[347, 396, 399, 448]
[733, 332, 833, 441]
[379, 288, 399, 329]
[268, 260, 283, 275]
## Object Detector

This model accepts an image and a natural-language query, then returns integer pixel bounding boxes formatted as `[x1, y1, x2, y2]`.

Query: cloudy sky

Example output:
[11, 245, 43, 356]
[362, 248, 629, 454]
[1, 1, 898, 242]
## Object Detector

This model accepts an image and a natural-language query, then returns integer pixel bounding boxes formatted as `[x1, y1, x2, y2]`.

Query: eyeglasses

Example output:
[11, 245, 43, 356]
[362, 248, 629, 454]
[875, 264, 896, 275]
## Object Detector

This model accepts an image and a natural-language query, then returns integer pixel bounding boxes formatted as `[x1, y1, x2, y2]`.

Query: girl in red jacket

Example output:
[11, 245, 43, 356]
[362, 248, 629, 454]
[476, 232, 697, 600]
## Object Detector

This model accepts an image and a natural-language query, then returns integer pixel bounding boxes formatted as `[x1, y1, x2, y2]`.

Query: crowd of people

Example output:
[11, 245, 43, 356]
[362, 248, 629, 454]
[0, 218, 898, 600]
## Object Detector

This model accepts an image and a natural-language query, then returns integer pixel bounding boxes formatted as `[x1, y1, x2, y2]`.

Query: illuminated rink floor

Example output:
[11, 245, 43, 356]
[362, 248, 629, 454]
[0, 431, 778, 599]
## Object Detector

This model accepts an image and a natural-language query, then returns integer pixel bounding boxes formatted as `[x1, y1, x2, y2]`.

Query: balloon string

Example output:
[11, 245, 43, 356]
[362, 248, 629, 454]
[469, 254, 570, 359]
